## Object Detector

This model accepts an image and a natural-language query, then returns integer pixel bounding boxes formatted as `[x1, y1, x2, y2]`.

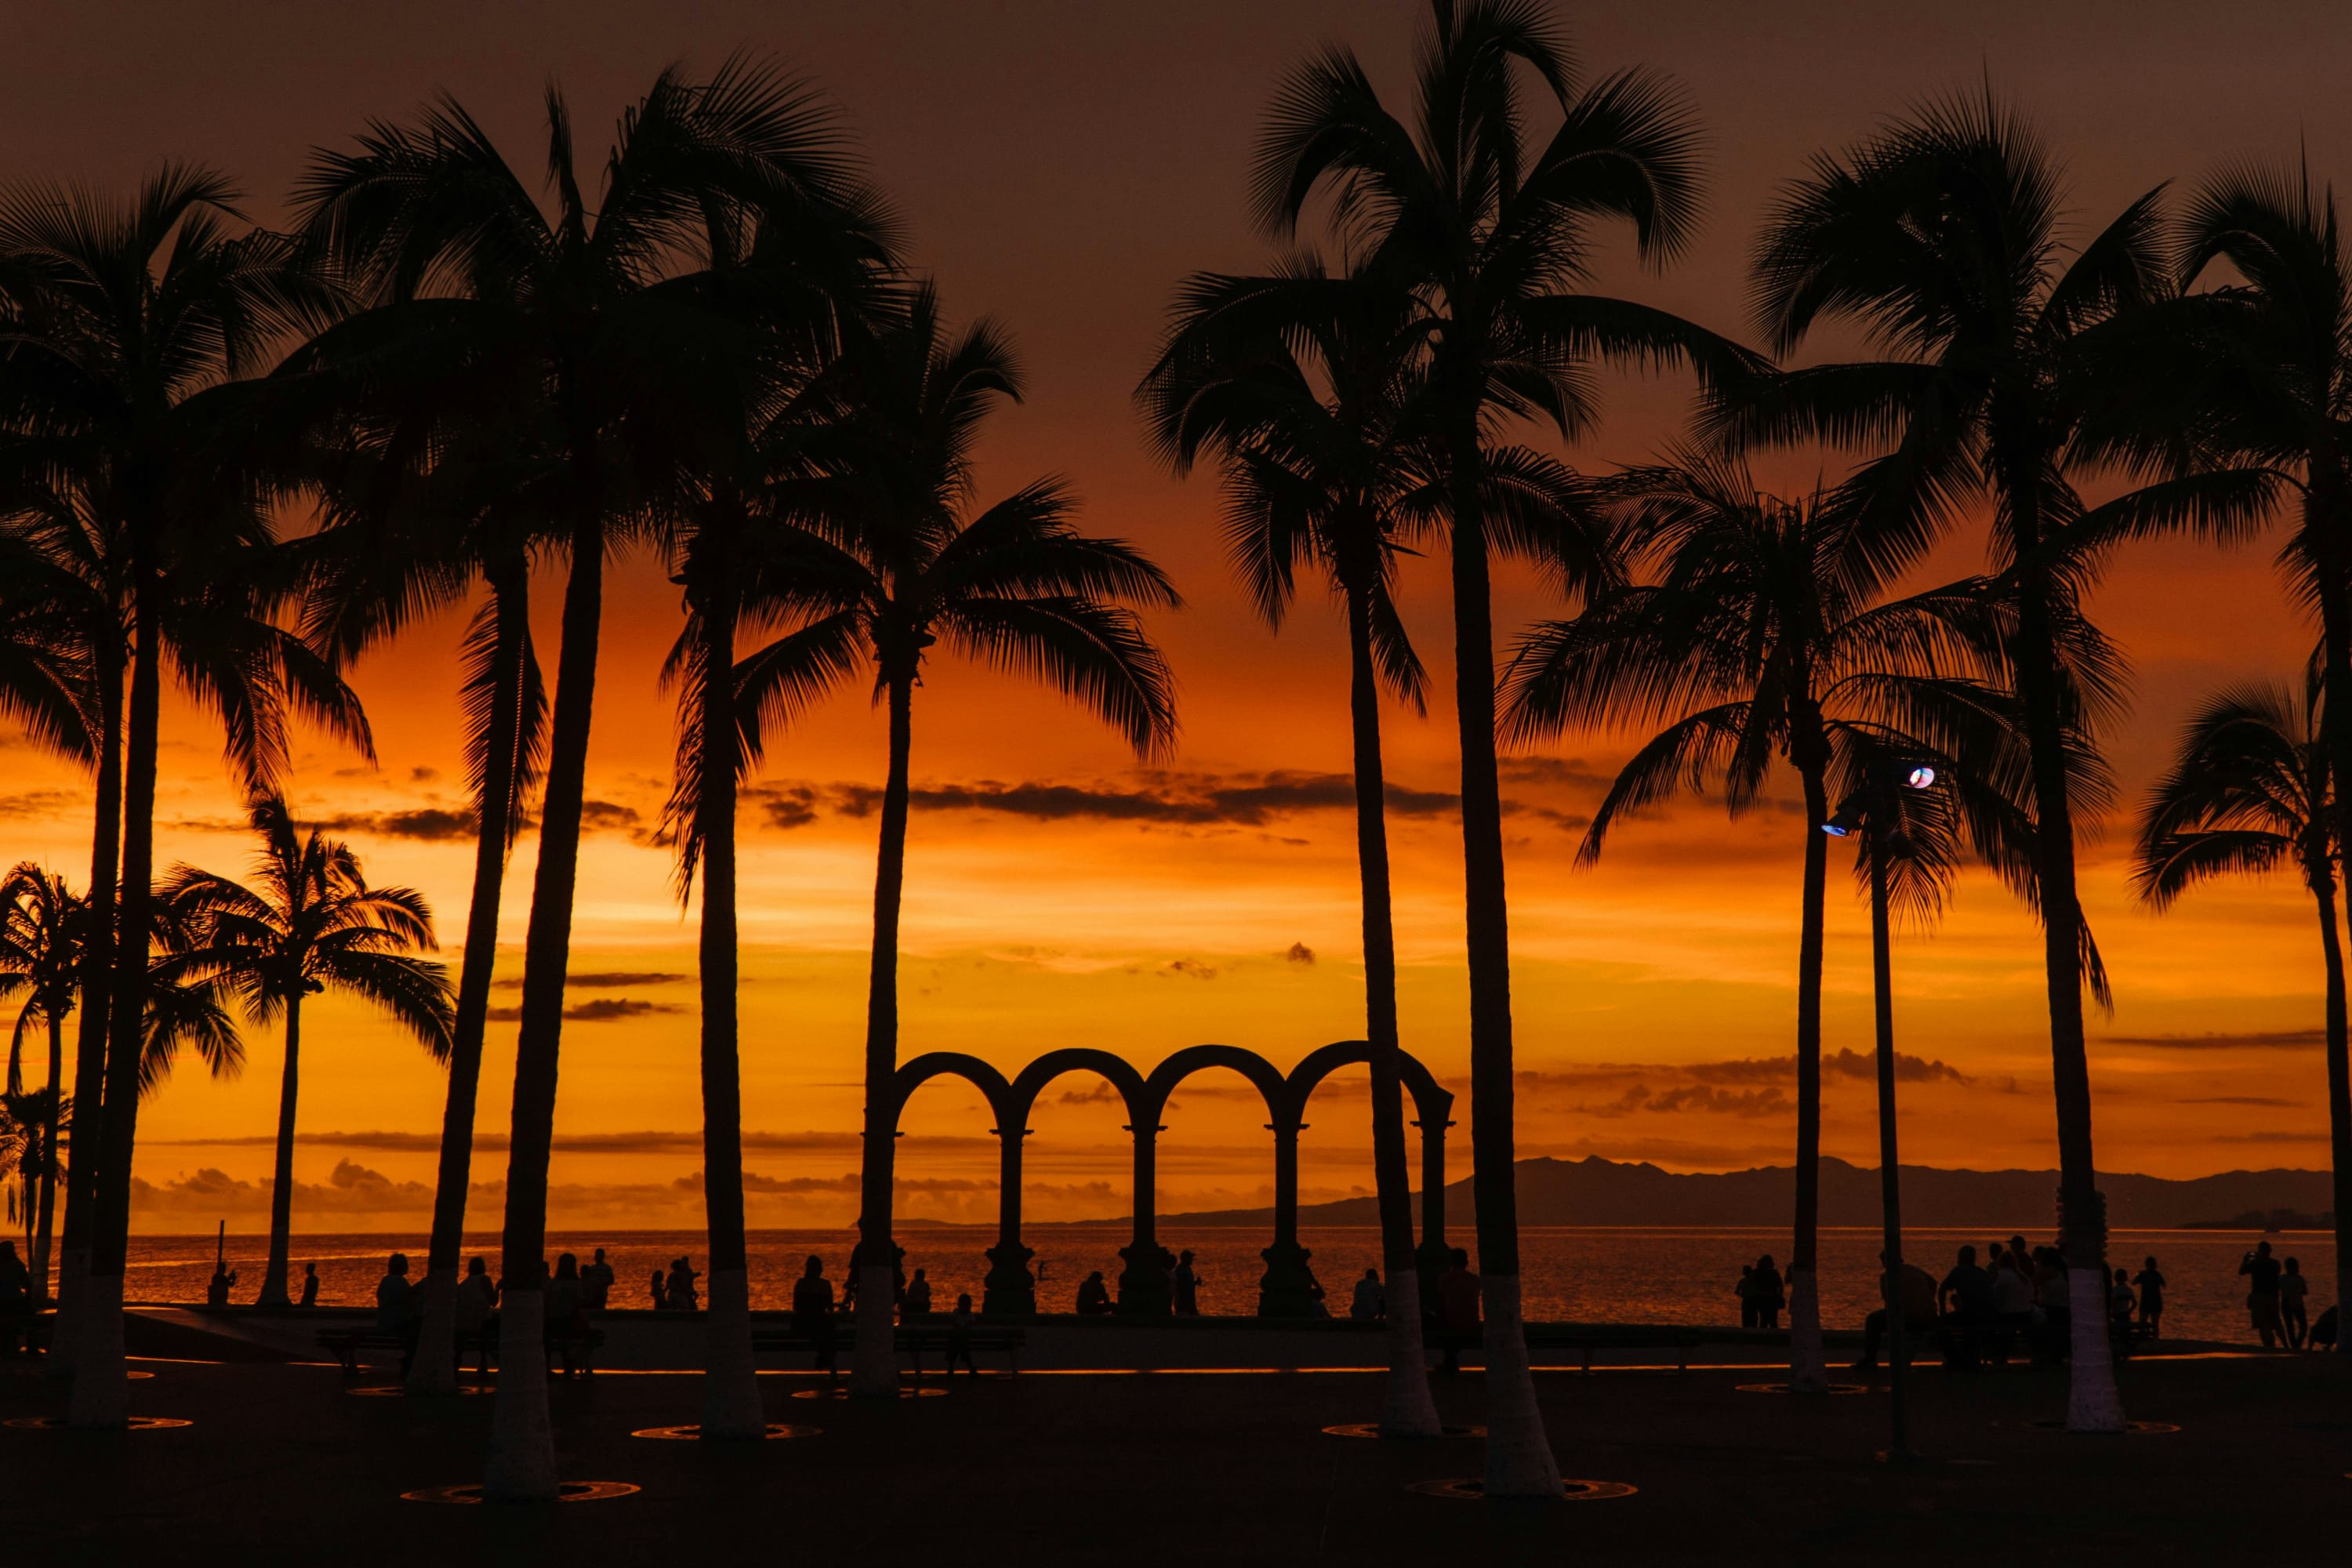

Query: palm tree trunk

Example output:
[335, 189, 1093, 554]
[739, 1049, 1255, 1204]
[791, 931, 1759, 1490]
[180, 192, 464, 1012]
[484, 521, 604, 1501]
[31, 1011, 63, 1302]
[695, 587, 762, 1438]
[256, 996, 303, 1306]
[1446, 425, 1558, 1496]
[2310, 481, 2352, 1356]
[1786, 753, 1832, 1392]
[408, 567, 529, 1396]
[53, 641, 122, 1371]
[853, 669, 914, 1397]
[70, 597, 158, 1428]
[2013, 566, 2123, 1430]
[2314, 869, 2352, 1357]
[1341, 578, 1440, 1436]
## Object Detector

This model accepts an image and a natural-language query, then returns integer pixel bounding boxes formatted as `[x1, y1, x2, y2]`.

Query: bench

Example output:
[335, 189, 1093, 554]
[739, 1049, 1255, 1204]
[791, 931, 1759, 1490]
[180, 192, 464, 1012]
[1426, 1325, 1708, 1373]
[750, 1323, 1025, 1375]
[316, 1324, 599, 1377]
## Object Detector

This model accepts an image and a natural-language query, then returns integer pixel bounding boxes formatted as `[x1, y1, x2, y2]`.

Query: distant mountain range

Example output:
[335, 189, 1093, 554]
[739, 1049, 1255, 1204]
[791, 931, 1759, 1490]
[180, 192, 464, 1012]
[1143, 1156, 2339, 1231]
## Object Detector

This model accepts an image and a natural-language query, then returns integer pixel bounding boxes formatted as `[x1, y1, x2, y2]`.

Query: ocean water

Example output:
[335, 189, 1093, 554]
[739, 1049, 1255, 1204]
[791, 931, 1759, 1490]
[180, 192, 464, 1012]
[121, 1223, 2330, 1345]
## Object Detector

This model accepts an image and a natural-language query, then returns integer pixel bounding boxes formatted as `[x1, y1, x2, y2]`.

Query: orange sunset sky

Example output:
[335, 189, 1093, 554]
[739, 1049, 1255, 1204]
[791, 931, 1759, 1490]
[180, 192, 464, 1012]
[5, 1, 2346, 1233]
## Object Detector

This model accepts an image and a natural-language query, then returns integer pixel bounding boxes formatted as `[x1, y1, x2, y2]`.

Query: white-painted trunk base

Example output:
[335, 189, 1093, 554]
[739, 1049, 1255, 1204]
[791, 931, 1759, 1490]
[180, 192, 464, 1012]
[405, 1265, 460, 1396]
[484, 1292, 557, 1501]
[2064, 1266, 2126, 1432]
[1479, 1275, 1562, 1497]
[1378, 1269, 1442, 1438]
[700, 1269, 765, 1438]
[66, 1276, 126, 1428]
[47, 1247, 86, 1380]
[1785, 1266, 1828, 1392]
[850, 1265, 896, 1397]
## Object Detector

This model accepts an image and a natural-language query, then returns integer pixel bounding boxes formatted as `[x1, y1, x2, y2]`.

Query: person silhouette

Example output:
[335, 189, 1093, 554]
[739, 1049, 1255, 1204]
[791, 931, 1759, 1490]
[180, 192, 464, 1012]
[298, 1261, 319, 1307]
[579, 1247, 615, 1312]
[1751, 1254, 1785, 1330]
[1350, 1268, 1385, 1322]
[1436, 1247, 1480, 1375]
[547, 1253, 586, 1377]
[665, 1255, 699, 1313]
[205, 1258, 237, 1308]
[2281, 1256, 2310, 1349]
[455, 1257, 499, 1380]
[0, 1241, 29, 1356]
[1076, 1271, 1112, 1316]
[2132, 1257, 2166, 1340]
[945, 1293, 977, 1377]
[1735, 1263, 1757, 1328]
[1172, 1250, 1201, 1316]
[376, 1252, 421, 1376]
[648, 1268, 668, 1311]
[905, 1267, 933, 1318]
[2241, 1240, 2285, 1348]
[793, 1254, 837, 1377]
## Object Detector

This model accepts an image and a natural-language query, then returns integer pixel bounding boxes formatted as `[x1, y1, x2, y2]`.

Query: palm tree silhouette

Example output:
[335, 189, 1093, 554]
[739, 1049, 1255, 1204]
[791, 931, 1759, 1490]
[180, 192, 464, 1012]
[298, 56, 894, 1491]
[286, 342, 553, 1394]
[156, 796, 452, 1306]
[1504, 449, 2014, 1392]
[0, 864, 90, 1298]
[1733, 89, 2271, 1431]
[1248, 0, 1755, 1490]
[2173, 165, 2352, 1349]
[1142, 260, 1450, 1435]
[659, 253, 881, 1437]
[0, 169, 368, 1427]
[754, 285, 1178, 1392]
[2133, 680, 2351, 1335]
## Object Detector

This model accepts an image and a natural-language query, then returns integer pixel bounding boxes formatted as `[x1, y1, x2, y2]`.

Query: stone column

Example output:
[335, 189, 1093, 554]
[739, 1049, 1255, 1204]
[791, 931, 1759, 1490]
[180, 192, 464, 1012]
[1116, 1117, 1174, 1315]
[982, 1122, 1035, 1316]
[1257, 1117, 1317, 1316]
[1413, 1112, 1453, 1292]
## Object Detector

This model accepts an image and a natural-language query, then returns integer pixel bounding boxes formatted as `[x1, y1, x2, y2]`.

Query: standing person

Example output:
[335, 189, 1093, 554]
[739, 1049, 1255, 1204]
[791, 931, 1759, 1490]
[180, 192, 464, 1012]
[545, 1254, 585, 1379]
[2241, 1240, 2285, 1348]
[1751, 1256, 1785, 1330]
[791, 1255, 837, 1379]
[665, 1256, 700, 1314]
[1171, 1250, 1200, 1317]
[648, 1269, 668, 1312]
[1351, 1268, 1385, 1323]
[944, 1293, 976, 1377]
[298, 1263, 320, 1308]
[0, 1241, 28, 1356]
[2281, 1257, 2311, 1350]
[376, 1253, 421, 1377]
[1736, 1264, 1757, 1328]
[455, 1258, 499, 1383]
[2132, 1257, 2167, 1341]
[1436, 1248, 1482, 1376]
[903, 1268, 932, 1319]
[2108, 1269, 2137, 1340]
[2031, 1247, 2071, 1363]
[579, 1248, 614, 1312]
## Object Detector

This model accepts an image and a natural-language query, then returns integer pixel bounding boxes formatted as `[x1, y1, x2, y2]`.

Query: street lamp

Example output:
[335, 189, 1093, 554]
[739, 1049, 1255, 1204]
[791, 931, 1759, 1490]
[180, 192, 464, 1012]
[1822, 760, 1942, 1464]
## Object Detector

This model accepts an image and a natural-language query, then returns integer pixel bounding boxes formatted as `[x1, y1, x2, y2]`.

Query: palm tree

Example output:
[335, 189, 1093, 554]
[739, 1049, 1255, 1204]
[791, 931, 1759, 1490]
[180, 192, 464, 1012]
[296, 56, 895, 1494]
[1731, 89, 2273, 1431]
[0, 864, 89, 1298]
[155, 796, 452, 1305]
[0, 169, 368, 1427]
[286, 366, 553, 1395]
[2173, 165, 2352, 1350]
[1249, 0, 1755, 1490]
[2133, 680, 2352, 1336]
[1142, 261, 1472, 1436]
[1503, 451, 2015, 1392]
[753, 285, 1178, 1393]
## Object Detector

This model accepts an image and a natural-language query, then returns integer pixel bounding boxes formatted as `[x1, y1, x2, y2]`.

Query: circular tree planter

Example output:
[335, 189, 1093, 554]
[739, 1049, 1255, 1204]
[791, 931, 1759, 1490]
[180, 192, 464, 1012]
[401, 1481, 640, 1504]
[631, 1423, 819, 1440]
[789, 1385, 946, 1401]
[1736, 1382, 1873, 1395]
[1322, 1421, 1484, 1439]
[1408, 1478, 1637, 1501]
[1994, 1418, 2179, 1434]
[3, 1415, 189, 1431]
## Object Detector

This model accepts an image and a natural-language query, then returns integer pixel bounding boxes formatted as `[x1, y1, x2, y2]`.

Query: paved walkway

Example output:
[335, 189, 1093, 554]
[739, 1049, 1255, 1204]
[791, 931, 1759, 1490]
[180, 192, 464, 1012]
[3, 1346, 2345, 1563]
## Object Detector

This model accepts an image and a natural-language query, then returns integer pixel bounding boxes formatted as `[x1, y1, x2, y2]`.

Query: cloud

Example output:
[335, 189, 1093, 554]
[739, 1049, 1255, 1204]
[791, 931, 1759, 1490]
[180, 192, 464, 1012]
[1683, 1049, 1982, 1087]
[485, 996, 685, 1023]
[311, 808, 477, 842]
[2213, 1130, 2332, 1143]
[1056, 1082, 1125, 1106]
[130, 1159, 436, 1216]
[746, 784, 822, 830]
[579, 800, 642, 833]
[2103, 1029, 2326, 1051]
[1497, 755, 1613, 792]
[766, 771, 1463, 829]
[1577, 1083, 1795, 1120]
[2181, 1096, 2301, 1107]
[1164, 959, 1218, 981]
[1284, 942, 1315, 965]
[491, 971, 687, 991]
